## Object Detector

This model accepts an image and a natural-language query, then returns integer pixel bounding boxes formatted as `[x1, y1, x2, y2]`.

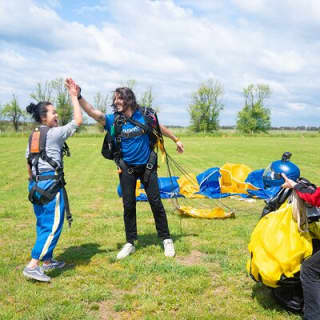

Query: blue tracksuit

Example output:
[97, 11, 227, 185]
[26, 121, 78, 261]
[28, 172, 65, 260]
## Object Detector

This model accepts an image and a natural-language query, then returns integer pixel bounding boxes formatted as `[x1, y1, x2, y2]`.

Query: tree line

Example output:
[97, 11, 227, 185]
[0, 78, 271, 134]
[188, 80, 271, 134]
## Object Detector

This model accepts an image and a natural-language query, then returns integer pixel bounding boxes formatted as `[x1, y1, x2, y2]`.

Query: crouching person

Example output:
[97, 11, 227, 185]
[282, 173, 320, 320]
[23, 79, 82, 282]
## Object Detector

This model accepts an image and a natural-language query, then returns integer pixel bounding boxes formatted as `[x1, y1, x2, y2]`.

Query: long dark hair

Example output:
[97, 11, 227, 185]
[112, 87, 139, 112]
[26, 101, 51, 123]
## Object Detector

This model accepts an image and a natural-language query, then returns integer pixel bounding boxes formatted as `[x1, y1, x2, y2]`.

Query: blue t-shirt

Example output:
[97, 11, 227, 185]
[105, 109, 151, 165]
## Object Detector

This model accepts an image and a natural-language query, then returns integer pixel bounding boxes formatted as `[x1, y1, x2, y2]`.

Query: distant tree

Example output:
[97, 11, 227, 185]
[236, 84, 271, 134]
[121, 80, 137, 90]
[1, 95, 25, 131]
[188, 79, 224, 132]
[0, 105, 4, 132]
[51, 78, 73, 126]
[94, 92, 109, 114]
[30, 81, 53, 102]
[140, 86, 153, 108]
[139, 86, 159, 112]
[94, 92, 110, 132]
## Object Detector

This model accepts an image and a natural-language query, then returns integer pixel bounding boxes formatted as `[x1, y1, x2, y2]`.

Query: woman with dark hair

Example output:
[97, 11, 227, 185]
[66, 78, 184, 259]
[282, 173, 320, 320]
[23, 79, 82, 282]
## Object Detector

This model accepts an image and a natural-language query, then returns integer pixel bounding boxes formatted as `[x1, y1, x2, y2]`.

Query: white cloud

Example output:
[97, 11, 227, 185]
[259, 50, 305, 74]
[232, 0, 267, 13]
[0, 0, 319, 127]
[0, 49, 26, 66]
[287, 103, 306, 111]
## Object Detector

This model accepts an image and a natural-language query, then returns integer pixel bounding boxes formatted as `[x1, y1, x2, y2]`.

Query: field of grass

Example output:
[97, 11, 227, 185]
[1, 134, 319, 319]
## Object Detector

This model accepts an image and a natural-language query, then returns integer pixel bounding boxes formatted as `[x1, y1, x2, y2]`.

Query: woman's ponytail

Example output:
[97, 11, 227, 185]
[26, 101, 51, 123]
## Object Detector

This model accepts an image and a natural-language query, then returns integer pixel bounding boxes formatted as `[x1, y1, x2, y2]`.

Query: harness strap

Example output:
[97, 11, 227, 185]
[143, 150, 157, 182]
[112, 113, 125, 162]
[112, 108, 161, 181]
[126, 117, 152, 134]
[126, 114, 160, 144]
[31, 175, 58, 181]
[29, 171, 73, 228]
[61, 186, 73, 227]
[28, 184, 55, 204]
[116, 150, 157, 184]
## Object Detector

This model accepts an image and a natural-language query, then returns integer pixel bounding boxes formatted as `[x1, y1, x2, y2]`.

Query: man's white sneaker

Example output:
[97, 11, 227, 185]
[117, 243, 135, 260]
[163, 239, 175, 257]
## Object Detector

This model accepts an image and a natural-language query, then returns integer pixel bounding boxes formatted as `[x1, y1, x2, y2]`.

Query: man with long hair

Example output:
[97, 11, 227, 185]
[67, 79, 184, 259]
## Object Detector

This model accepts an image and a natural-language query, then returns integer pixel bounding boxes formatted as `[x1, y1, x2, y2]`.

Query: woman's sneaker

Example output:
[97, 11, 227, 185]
[117, 243, 135, 259]
[163, 239, 175, 257]
[42, 259, 66, 272]
[23, 266, 51, 282]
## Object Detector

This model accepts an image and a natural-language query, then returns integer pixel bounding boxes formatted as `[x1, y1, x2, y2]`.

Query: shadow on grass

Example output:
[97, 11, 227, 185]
[251, 282, 297, 315]
[49, 242, 109, 278]
[123, 232, 196, 250]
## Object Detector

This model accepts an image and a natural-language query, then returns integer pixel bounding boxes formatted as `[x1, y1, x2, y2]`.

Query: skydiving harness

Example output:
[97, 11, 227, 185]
[101, 107, 163, 182]
[101, 107, 235, 221]
[27, 126, 73, 227]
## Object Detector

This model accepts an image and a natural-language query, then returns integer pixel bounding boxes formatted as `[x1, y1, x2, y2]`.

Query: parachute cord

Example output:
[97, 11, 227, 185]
[165, 145, 237, 215]
[158, 130, 240, 218]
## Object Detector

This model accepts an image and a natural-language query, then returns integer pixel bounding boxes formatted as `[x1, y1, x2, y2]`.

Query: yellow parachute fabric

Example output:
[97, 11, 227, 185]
[177, 174, 206, 199]
[247, 201, 314, 288]
[178, 206, 234, 219]
[219, 163, 258, 194]
[135, 180, 146, 198]
[133, 163, 260, 219]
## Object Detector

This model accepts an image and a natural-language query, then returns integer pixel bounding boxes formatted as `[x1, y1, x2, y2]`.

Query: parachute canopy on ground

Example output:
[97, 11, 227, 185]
[118, 162, 282, 201]
[117, 163, 283, 219]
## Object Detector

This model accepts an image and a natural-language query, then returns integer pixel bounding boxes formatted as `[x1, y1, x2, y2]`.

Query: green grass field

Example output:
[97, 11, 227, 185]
[1, 135, 319, 320]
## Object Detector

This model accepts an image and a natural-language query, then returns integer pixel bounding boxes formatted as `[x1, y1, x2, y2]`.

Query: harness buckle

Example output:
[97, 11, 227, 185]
[35, 175, 40, 182]
[116, 118, 125, 127]
[115, 137, 121, 143]
[127, 167, 134, 174]
[146, 163, 153, 170]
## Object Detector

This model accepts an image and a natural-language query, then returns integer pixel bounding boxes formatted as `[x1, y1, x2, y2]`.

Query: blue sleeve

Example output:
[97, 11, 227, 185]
[104, 114, 114, 133]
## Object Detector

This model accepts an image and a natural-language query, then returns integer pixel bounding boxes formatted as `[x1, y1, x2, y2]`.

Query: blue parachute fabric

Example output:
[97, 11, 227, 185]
[245, 169, 281, 199]
[196, 167, 221, 198]
[117, 176, 182, 201]
[117, 184, 122, 197]
[158, 176, 182, 199]
[137, 193, 148, 201]
[117, 167, 281, 201]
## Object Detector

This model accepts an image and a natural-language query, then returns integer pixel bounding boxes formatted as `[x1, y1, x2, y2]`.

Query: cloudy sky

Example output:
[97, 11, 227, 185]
[1, 0, 319, 127]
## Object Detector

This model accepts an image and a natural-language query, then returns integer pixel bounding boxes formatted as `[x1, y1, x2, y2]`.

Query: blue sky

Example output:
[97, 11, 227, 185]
[1, 0, 319, 127]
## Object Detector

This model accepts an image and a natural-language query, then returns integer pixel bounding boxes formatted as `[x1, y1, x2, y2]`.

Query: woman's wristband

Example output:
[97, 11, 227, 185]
[173, 137, 180, 143]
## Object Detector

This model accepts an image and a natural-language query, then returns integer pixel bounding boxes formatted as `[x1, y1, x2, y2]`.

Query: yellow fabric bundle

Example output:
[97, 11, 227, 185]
[247, 201, 314, 288]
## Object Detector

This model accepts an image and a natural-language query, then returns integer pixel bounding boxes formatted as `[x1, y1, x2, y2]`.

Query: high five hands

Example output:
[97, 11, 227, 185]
[65, 78, 80, 98]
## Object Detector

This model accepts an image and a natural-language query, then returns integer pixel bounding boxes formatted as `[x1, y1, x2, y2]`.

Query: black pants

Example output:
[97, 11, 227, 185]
[119, 164, 170, 244]
[301, 250, 320, 320]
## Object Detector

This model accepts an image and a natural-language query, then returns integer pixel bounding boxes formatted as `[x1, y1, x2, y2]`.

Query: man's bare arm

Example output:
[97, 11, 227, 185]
[78, 97, 105, 126]
[65, 78, 106, 126]
[159, 124, 184, 153]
